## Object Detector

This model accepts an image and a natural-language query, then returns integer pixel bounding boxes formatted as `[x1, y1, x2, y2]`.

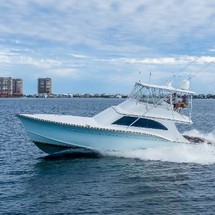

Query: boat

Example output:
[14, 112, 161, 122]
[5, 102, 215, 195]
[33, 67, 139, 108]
[18, 80, 203, 155]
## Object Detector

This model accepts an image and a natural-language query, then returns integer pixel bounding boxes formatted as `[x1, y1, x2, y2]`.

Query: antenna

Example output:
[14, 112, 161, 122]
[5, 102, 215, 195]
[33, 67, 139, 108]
[149, 58, 154, 85]
[149, 72, 152, 85]
[138, 71, 141, 83]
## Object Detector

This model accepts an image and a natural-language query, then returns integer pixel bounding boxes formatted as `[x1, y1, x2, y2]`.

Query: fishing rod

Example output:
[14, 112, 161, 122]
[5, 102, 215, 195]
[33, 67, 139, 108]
[172, 56, 202, 79]
[180, 56, 202, 74]
[187, 59, 215, 81]
[175, 55, 215, 80]
[178, 58, 215, 90]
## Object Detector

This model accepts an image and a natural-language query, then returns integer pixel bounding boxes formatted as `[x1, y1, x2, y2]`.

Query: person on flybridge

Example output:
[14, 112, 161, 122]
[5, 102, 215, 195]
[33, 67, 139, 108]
[172, 93, 189, 111]
[180, 94, 189, 108]
[172, 93, 179, 110]
[170, 79, 189, 111]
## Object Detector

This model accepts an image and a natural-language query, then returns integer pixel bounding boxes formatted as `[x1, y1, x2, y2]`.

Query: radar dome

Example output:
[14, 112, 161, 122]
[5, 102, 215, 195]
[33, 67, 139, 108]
[180, 80, 190, 90]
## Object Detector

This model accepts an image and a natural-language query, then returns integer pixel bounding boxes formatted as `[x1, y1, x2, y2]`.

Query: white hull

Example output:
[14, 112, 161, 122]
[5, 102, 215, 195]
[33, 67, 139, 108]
[18, 115, 188, 154]
[18, 82, 197, 155]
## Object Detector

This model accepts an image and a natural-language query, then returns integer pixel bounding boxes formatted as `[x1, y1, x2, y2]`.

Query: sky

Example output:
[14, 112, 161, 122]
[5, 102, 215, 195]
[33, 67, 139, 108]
[0, 0, 215, 94]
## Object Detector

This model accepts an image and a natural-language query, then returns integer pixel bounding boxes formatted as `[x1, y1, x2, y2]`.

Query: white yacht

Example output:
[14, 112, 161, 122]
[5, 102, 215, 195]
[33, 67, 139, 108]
[18, 81, 197, 154]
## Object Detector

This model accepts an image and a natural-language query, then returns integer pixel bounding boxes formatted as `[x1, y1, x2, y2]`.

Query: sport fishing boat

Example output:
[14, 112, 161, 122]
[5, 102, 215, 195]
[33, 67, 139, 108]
[18, 80, 200, 154]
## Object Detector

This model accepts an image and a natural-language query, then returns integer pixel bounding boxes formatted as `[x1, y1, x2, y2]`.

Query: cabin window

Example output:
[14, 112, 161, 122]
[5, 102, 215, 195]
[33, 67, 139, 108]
[113, 116, 136, 126]
[113, 116, 168, 130]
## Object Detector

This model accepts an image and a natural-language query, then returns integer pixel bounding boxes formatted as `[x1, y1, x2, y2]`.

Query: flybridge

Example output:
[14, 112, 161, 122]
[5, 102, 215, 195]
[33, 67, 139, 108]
[131, 82, 195, 94]
[129, 82, 195, 102]
[129, 82, 194, 123]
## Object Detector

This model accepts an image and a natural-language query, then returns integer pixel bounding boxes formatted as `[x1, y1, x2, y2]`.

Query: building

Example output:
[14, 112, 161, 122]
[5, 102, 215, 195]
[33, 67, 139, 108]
[38, 78, 52, 95]
[0, 77, 12, 97]
[0, 77, 23, 97]
[13, 79, 23, 97]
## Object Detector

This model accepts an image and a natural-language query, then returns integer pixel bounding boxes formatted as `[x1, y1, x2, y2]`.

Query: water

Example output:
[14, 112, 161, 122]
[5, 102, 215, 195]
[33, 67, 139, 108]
[0, 98, 215, 214]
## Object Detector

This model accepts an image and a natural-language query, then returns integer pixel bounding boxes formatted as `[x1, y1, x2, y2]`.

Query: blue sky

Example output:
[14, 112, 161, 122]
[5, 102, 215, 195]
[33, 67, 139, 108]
[0, 0, 215, 94]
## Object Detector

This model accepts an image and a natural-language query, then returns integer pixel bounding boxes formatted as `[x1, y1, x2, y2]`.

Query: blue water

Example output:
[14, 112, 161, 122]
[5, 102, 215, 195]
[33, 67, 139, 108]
[0, 98, 215, 214]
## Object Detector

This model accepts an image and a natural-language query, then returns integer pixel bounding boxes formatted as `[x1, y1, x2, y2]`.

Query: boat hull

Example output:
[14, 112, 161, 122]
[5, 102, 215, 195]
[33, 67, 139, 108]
[33, 141, 80, 154]
[18, 115, 186, 154]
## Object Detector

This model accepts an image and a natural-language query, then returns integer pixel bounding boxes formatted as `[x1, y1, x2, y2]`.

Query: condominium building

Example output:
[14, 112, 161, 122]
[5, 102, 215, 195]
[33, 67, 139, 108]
[0, 77, 12, 97]
[38, 78, 52, 95]
[13, 79, 23, 97]
[0, 77, 23, 97]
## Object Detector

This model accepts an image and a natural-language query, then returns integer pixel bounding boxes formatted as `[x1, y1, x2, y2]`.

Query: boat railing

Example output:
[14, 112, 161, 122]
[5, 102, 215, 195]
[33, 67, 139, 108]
[112, 105, 192, 124]
[129, 82, 193, 122]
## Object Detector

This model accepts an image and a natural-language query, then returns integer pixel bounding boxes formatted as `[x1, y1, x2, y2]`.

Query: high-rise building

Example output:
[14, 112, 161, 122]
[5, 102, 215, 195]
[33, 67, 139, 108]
[13, 79, 23, 97]
[38, 78, 52, 95]
[0, 77, 23, 97]
[0, 77, 12, 97]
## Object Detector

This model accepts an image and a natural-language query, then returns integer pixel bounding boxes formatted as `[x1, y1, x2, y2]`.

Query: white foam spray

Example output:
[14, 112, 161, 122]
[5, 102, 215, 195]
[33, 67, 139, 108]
[103, 130, 215, 165]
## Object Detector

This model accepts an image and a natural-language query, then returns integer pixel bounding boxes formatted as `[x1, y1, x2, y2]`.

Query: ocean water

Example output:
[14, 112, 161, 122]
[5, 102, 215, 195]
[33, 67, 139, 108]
[0, 98, 215, 215]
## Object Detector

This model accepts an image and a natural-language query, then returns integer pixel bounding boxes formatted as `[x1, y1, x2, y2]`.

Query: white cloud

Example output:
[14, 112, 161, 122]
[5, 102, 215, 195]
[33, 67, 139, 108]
[1, 0, 215, 51]
[0, 1, 215, 93]
[47, 68, 79, 78]
[94, 56, 215, 66]
[70, 54, 89, 59]
[0, 48, 62, 69]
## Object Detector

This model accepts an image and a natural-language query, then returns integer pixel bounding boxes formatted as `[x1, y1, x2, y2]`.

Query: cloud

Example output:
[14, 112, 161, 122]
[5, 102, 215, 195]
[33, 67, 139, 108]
[47, 68, 79, 78]
[94, 56, 215, 66]
[1, 0, 215, 53]
[0, 1, 215, 93]
[0, 47, 62, 69]
[209, 48, 215, 52]
[70, 54, 89, 59]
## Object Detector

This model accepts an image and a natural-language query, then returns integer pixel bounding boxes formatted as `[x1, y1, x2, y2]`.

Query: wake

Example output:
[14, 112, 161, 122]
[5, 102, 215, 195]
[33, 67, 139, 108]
[104, 130, 215, 165]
